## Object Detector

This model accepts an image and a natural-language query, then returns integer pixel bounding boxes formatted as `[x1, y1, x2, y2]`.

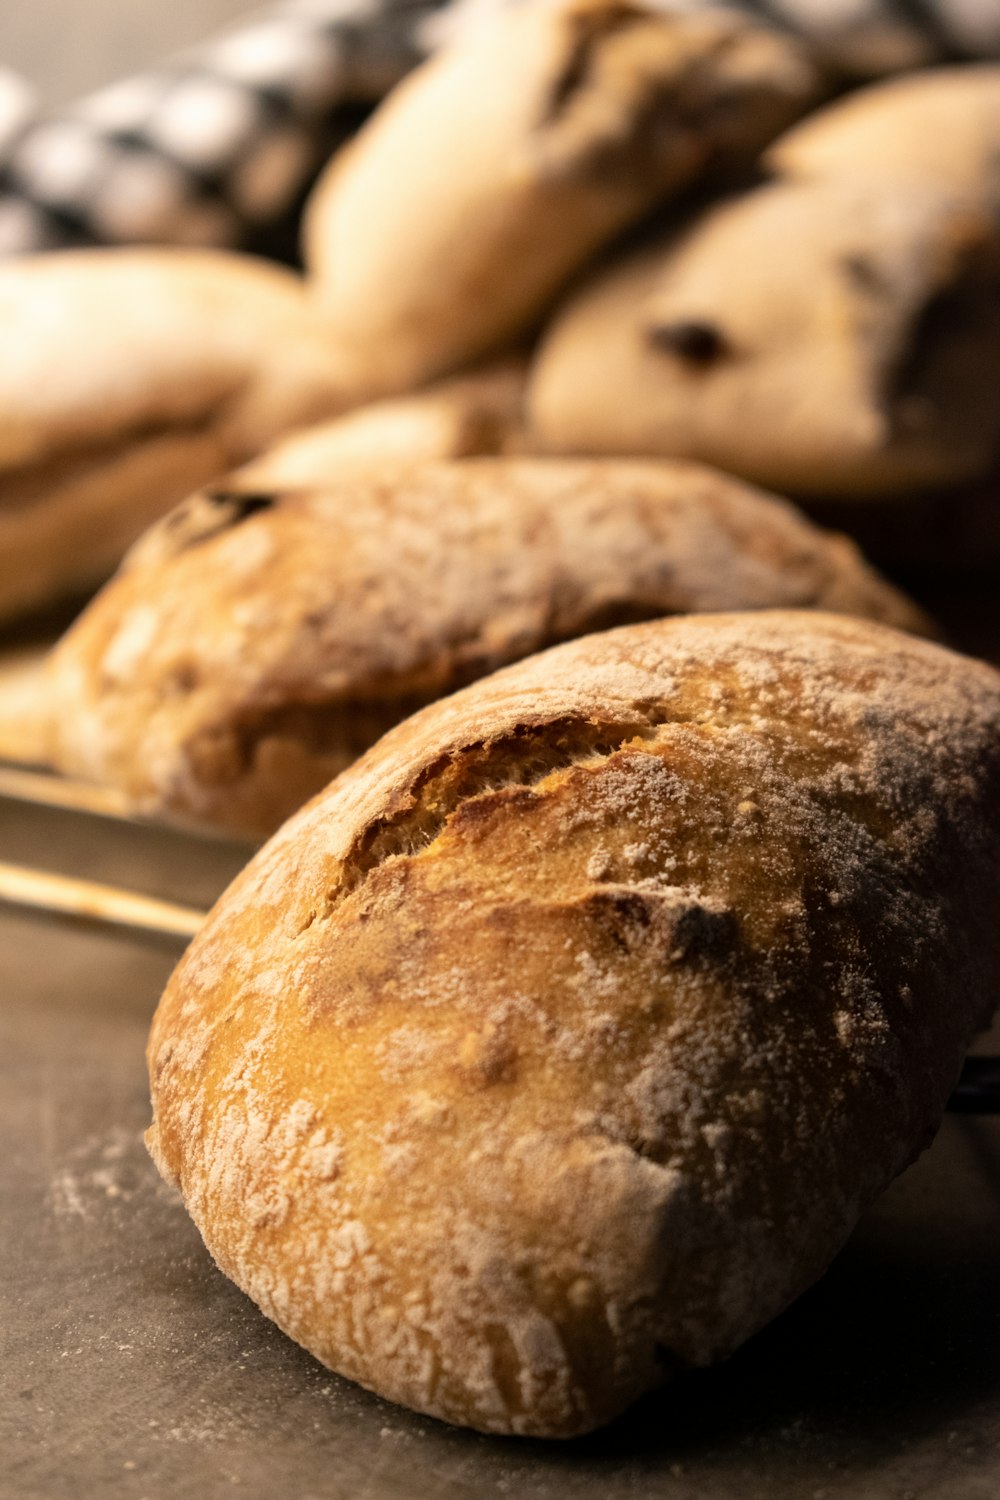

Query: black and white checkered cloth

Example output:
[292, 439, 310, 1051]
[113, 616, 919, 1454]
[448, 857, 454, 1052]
[749, 0, 1000, 72]
[1, 0, 998, 259]
[0, 0, 452, 257]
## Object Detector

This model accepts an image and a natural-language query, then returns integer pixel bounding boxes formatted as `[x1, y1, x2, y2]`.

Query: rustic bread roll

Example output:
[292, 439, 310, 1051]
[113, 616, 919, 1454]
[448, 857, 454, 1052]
[767, 65, 1000, 198]
[0, 248, 350, 624]
[528, 175, 1000, 498]
[37, 459, 926, 837]
[236, 361, 529, 487]
[146, 611, 1000, 1437]
[303, 0, 818, 395]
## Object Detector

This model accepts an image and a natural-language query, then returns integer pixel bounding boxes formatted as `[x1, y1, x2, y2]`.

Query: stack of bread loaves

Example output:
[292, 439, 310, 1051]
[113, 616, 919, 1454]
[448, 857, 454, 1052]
[528, 66, 1000, 561]
[3, 0, 1000, 1444]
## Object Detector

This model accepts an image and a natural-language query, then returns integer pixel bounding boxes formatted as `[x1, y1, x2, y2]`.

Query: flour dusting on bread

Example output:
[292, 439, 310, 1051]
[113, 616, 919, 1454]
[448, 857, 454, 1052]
[147, 612, 1000, 1437]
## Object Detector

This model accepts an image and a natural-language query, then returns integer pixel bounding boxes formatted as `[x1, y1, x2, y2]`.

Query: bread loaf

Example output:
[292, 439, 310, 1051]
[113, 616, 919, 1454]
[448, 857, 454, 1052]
[304, 0, 817, 393]
[39, 459, 925, 836]
[528, 175, 1000, 497]
[146, 611, 1000, 1437]
[767, 65, 1000, 197]
[0, 248, 349, 623]
[235, 361, 528, 487]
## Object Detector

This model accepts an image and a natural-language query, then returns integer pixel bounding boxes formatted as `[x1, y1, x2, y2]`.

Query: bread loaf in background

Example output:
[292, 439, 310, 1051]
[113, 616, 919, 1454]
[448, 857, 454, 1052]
[33, 459, 926, 837]
[528, 172, 1000, 498]
[146, 611, 1000, 1436]
[766, 65, 1000, 195]
[235, 360, 529, 487]
[304, 0, 818, 394]
[528, 65, 1000, 517]
[0, 248, 351, 624]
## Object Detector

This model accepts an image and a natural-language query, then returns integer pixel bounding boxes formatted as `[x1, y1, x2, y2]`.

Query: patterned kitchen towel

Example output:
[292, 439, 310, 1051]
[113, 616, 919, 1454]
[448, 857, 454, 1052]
[1, 0, 998, 258]
[0, 0, 448, 257]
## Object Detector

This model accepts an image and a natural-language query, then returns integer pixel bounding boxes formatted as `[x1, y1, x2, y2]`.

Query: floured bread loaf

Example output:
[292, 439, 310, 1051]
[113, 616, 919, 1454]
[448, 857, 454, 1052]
[304, 0, 817, 394]
[236, 361, 529, 488]
[528, 175, 1000, 497]
[0, 248, 350, 623]
[37, 459, 925, 837]
[767, 65, 1000, 198]
[146, 612, 1000, 1436]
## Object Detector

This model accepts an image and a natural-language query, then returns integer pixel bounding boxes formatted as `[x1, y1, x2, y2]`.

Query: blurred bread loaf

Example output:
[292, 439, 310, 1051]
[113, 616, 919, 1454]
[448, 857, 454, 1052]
[528, 174, 1000, 497]
[767, 64, 1000, 196]
[236, 361, 529, 487]
[146, 611, 1000, 1436]
[0, 248, 350, 624]
[304, 0, 818, 394]
[35, 459, 924, 837]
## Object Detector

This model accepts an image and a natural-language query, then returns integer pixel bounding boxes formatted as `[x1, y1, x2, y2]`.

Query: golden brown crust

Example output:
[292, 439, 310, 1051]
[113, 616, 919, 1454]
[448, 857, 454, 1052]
[0, 247, 350, 622]
[41, 459, 926, 836]
[528, 175, 1000, 498]
[146, 611, 1000, 1436]
[304, 0, 817, 393]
